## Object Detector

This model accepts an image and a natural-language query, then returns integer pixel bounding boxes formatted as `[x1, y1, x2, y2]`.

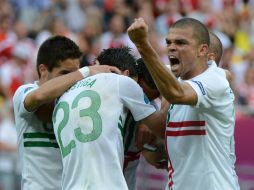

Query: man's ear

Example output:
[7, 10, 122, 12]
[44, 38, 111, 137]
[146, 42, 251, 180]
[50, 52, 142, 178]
[198, 44, 209, 57]
[122, 70, 129, 76]
[38, 64, 48, 79]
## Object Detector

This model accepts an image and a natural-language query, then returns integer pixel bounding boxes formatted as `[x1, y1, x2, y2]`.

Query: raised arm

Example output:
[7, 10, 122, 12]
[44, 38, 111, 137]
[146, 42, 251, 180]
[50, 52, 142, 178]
[127, 18, 197, 105]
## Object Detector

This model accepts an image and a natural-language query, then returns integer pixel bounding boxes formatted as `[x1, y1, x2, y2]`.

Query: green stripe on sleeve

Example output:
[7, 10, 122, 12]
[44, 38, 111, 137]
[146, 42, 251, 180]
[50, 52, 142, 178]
[23, 133, 56, 139]
[24, 141, 59, 148]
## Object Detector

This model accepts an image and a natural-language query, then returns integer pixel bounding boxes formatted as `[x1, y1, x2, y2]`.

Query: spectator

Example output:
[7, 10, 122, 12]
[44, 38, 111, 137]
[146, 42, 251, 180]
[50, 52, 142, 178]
[0, 43, 30, 98]
[236, 66, 254, 106]
[0, 112, 19, 190]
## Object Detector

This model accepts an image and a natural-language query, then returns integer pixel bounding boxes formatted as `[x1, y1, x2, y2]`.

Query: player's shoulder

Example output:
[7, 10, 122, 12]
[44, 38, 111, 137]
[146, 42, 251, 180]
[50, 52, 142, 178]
[188, 62, 230, 95]
[15, 83, 37, 94]
[96, 73, 140, 93]
[196, 62, 227, 84]
[13, 83, 37, 101]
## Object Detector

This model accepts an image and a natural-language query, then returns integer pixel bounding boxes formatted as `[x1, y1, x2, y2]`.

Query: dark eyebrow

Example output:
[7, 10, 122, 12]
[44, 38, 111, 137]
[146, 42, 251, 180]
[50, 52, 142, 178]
[165, 38, 189, 45]
[174, 39, 189, 44]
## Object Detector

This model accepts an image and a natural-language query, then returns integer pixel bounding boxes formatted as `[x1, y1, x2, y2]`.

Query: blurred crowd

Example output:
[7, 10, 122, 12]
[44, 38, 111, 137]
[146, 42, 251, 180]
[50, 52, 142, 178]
[0, 0, 254, 189]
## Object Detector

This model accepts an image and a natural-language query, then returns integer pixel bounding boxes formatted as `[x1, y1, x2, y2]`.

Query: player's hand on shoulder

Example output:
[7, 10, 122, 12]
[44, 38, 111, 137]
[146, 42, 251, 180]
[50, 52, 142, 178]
[88, 65, 121, 75]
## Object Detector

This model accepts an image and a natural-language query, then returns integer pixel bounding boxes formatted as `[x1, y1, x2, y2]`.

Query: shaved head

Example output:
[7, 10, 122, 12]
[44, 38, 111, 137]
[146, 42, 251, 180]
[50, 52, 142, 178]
[209, 32, 223, 65]
[171, 18, 210, 46]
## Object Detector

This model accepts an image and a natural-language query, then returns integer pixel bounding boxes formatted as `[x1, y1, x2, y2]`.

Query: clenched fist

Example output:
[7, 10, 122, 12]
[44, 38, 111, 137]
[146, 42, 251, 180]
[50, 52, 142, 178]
[127, 18, 149, 45]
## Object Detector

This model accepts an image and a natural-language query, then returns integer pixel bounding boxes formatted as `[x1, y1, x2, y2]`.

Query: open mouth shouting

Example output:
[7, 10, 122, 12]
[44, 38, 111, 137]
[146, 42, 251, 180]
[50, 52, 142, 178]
[169, 55, 180, 75]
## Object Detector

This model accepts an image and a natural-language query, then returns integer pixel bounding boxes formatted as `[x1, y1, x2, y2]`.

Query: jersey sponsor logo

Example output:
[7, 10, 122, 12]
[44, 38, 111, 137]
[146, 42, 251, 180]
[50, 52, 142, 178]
[23, 132, 59, 148]
[191, 80, 206, 95]
[166, 121, 206, 136]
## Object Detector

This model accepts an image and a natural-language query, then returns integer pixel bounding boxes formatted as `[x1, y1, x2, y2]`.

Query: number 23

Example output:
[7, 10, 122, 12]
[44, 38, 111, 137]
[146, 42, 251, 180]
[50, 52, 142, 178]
[53, 90, 102, 158]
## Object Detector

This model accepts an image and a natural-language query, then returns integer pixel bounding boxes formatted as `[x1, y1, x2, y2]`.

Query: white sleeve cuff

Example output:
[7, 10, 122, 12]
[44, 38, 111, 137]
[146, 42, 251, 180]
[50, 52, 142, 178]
[79, 67, 90, 78]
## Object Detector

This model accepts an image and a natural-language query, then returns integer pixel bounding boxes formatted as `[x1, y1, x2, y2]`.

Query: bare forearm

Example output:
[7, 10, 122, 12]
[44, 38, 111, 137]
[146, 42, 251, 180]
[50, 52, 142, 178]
[38, 71, 82, 101]
[142, 110, 167, 139]
[143, 121, 165, 139]
[25, 65, 121, 112]
[26, 70, 83, 111]
[135, 40, 183, 102]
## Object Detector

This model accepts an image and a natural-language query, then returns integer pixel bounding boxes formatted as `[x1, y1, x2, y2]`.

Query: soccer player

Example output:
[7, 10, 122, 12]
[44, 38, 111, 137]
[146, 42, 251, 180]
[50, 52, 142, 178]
[52, 47, 164, 190]
[208, 32, 223, 65]
[13, 36, 120, 190]
[208, 30, 238, 185]
[208, 31, 233, 87]
[128, 18, 240, 190]
[122, 58, 168, 190]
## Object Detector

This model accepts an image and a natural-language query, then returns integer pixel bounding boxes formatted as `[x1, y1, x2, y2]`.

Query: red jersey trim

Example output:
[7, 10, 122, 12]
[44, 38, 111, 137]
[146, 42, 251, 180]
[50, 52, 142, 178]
[167, 121, 205, 128]
[165, 130, 174, 188]
[123, 151, 141, 170]
[166, 130, 206, 136]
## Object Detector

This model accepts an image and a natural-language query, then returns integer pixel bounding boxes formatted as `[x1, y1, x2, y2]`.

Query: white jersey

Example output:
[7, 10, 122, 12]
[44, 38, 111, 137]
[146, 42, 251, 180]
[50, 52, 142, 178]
[53, 73, 156, 190]
[165, 61, 240, 190]
[123, 112, 141, 190]
[13, 82, 62, 190]
[123, 99, 161, 190]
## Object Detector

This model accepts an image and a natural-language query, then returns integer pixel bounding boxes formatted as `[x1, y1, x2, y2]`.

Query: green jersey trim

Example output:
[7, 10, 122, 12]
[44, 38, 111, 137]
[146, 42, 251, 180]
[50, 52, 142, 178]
[23, 133, 58, 148]
[118, 116, 124, 138]
[24, 141, 59, 148]
[23, 132, 56, 139]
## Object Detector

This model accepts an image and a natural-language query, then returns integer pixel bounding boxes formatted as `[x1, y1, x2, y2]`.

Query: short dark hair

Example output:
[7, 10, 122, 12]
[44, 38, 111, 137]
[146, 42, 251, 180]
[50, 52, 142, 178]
[136, 58, 157, 90]
[171, 18, 210, 46]
[96, 47, 138, 77]
[209, 32, 223, 65]
[36, 35, 82, 78]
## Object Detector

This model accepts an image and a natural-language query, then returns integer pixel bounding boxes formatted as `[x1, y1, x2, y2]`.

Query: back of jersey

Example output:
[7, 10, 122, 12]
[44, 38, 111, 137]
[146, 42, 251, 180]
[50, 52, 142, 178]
[13, 83, 62, 190]
[53, 73, 129, 190]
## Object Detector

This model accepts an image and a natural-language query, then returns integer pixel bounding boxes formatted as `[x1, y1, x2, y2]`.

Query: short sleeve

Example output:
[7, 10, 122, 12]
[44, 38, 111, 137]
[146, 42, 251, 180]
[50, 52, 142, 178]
[186, 61, 234, 109]
[186, 80, 214, 109]
[186, 72, 231, 109]
[13, 85, 37, 118]
[118, 76, 156, 121]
